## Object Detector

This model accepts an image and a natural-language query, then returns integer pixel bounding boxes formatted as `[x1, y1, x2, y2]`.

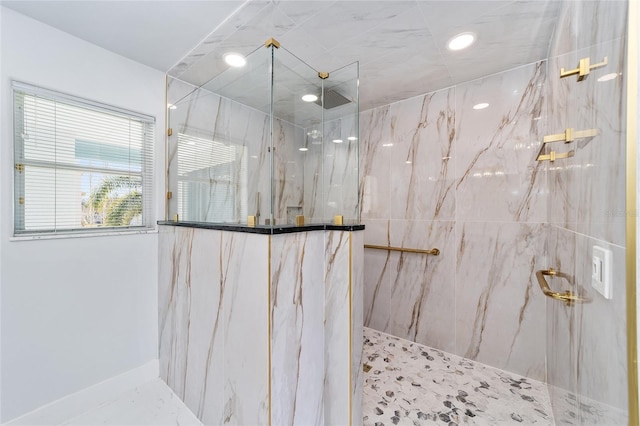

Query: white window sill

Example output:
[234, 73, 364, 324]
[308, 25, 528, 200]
[10, 228, 158, 242]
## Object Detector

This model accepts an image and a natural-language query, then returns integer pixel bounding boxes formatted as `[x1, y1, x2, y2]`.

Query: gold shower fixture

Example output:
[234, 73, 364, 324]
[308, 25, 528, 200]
[543, 128, 598, 144]
[560, 56, 608, 81]
[536, 150, 575, 163]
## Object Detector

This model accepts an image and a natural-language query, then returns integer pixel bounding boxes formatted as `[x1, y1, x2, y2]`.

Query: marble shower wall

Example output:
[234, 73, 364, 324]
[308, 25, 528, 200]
[361, 61, 549, 381]
[544, 0, 629, 423]
[158, 226, 270, 425]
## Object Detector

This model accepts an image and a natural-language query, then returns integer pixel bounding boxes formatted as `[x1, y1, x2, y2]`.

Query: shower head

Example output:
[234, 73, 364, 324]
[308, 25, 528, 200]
[315, 89, 352, 109]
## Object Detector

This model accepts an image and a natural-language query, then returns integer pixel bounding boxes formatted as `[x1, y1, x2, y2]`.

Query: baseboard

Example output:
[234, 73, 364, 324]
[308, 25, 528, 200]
[5, 359, 159, 425]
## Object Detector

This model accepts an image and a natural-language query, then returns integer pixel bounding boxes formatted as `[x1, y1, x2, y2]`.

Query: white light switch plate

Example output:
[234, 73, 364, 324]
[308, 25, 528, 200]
[592, 245, 612, 299]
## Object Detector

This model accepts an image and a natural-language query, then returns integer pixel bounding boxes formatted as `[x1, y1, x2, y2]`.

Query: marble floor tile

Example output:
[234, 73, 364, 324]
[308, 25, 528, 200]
[62, 379, 201, 426]
[363, 328, 554, 426]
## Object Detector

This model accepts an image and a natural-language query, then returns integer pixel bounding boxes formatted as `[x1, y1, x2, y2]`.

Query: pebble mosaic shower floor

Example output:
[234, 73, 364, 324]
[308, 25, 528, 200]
[362, 327, 554, 425]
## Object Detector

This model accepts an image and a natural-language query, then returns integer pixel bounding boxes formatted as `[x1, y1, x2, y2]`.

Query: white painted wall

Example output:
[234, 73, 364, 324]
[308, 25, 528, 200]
[0, 7, 165, 422]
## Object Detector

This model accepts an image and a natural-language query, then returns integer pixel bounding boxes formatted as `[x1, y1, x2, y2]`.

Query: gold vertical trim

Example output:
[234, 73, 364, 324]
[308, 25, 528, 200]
[348, 232, 353, 426]
[164, 74, 169, 221]
[268, 235, 272, 426]
[627, 1, 639, 424]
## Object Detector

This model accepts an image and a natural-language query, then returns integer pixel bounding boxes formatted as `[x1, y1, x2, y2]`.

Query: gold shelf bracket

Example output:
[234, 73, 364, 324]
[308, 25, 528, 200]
[364, 244, 440, 256]
[560, 56, 608, 81]
[295, 215, 305, 226]
[543, 127, 598, 144]
[334, 215, 344, 225]
[536, 268, 591, 306]
[537, 150, 575, 163]
[264, 38, 281, 49]
[248, 215, 257, 227]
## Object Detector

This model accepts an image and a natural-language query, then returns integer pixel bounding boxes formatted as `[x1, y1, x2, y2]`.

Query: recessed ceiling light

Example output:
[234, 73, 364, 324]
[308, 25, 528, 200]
[473, 102, 489, 110]
[224, 53, 246, 68]
[347, 136, 357, 141]
[299, 147, 309, 152]
[382, 143, 394, 147]
[405, 160, 412, 164]
[167, 103, 177, 110]
[597, 72, 619, 82]
[448, 32, 476, 51]
[302, 94, 318, 102]
[333, 139, 343, 143]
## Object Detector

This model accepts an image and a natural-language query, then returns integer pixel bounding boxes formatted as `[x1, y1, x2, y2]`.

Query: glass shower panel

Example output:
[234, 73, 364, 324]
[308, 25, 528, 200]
[322, 62, 359, 224]
[165, 39, 359, 228]
[166, 45, 272, 225]
[271, 47, 323, 225]
[545, 1, 629, 424]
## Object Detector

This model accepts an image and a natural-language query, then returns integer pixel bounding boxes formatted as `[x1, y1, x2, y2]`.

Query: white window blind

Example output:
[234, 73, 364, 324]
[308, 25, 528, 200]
[13, 81, 155, 235]
[177, 133, 247, 223]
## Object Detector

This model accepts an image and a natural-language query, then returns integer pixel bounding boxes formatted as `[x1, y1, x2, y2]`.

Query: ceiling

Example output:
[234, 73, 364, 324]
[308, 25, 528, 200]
[1, 0, 562, 113]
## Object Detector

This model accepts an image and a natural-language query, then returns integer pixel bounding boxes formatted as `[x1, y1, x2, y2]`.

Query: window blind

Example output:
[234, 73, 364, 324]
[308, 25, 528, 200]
[13, 81, 155, 235]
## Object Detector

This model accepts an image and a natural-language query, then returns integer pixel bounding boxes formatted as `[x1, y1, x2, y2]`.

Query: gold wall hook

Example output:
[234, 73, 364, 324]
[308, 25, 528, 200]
[543, 128, 598, 144]
[537, 150, 575, 163]
[560, 56, 608, 81]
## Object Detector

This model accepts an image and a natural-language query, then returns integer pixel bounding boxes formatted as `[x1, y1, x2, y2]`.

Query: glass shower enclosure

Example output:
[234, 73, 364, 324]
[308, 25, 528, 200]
[165, 39, 359, 227]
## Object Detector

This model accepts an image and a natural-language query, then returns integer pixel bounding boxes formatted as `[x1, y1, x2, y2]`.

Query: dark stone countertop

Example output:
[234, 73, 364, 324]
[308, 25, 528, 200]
[157, 221, 365, 235]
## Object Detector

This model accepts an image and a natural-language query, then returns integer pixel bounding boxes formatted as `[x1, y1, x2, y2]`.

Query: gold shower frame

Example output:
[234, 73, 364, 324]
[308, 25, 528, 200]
[627, 1, 638, 424]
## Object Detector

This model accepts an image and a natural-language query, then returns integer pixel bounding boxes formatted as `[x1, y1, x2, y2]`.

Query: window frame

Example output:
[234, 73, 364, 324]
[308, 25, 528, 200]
[12, 81, 156, 238]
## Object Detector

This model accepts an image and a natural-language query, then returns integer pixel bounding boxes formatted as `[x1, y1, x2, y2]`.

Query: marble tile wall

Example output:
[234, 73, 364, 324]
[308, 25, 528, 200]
[158, 226, 270, 425]
[544, 0, 629, 422]
[323, 231, 364, 425]
[360, 61, 549, 381]
[159, 227, 363, 425]
[270, 232, 325, 425]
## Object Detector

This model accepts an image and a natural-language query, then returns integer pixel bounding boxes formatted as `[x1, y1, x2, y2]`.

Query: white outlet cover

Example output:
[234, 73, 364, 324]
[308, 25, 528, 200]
[592, 245, 612, 299]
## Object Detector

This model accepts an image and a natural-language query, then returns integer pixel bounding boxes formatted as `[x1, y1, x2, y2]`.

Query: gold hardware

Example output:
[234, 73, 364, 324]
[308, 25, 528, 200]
[536, 150, 575, 163]
[264, 38, 280, 49]
[543, 128, 598, 144]
[173, 214, 179, 222]
[14, 163, 24, 172]
[536, 268, 591, 306]
[167, 128, 173, 136]
[334, 215, 344, 225]
[363, 364, 372, 373]
[166, 191, 172, 200]
[560, 56, 608, 81]
[318, 72, 329, 79]
[364, 244, 440, 256]
[19, 197, 24, 205]
[265, 218, 272, 226]
[248, 215, 257, 227]
[295, 215, 305, 226]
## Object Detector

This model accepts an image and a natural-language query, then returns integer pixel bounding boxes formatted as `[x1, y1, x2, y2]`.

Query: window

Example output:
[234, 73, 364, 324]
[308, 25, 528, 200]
[13, 82, 155, 236]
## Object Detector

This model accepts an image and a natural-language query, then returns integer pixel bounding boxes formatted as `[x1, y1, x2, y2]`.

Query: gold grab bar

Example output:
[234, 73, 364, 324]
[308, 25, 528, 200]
[364, 244, 440, 256]
[536, 268, 591, 306]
